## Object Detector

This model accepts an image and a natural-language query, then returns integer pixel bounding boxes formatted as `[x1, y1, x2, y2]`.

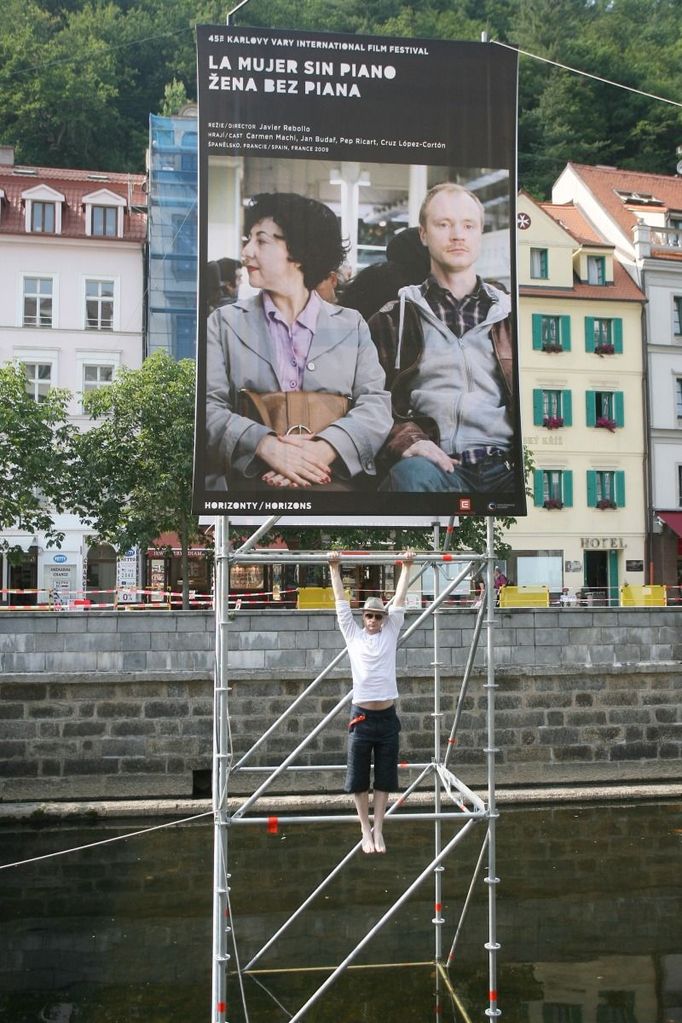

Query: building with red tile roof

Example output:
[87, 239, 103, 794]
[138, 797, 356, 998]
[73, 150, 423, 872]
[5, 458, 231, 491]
[0, 147, 147, 607]
[552, 162, 682, 586]
[506, 190, 647, 603]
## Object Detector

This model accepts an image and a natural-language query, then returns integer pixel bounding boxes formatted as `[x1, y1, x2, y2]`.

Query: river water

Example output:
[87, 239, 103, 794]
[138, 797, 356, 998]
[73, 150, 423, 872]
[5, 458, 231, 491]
[1, 800, 680, 1022]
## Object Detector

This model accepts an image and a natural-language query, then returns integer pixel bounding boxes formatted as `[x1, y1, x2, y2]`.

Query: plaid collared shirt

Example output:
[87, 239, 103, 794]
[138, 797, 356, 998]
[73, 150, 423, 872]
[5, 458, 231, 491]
[421, 275, 492, 338]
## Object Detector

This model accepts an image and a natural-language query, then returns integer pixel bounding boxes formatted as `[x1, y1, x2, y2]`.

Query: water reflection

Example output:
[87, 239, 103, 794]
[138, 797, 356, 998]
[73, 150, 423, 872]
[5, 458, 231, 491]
[1, 801, 680, 1022]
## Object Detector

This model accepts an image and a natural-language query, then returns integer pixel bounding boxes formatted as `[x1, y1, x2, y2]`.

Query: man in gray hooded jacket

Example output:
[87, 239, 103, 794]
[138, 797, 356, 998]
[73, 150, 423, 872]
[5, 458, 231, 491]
[368, 183, 515, 495]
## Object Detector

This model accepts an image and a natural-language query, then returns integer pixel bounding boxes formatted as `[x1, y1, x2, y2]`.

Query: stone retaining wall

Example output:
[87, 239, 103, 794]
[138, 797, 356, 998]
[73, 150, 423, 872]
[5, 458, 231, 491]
[0, 608, 680, 800]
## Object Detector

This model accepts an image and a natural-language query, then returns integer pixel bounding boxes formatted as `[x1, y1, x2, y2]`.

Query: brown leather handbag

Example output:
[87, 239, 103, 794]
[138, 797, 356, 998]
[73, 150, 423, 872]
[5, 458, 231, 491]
[238, 389, 350, 436]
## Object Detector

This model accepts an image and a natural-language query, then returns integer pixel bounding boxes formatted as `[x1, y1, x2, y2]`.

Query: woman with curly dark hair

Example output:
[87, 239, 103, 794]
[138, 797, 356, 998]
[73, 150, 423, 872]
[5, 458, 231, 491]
[205, 192, 391, 491]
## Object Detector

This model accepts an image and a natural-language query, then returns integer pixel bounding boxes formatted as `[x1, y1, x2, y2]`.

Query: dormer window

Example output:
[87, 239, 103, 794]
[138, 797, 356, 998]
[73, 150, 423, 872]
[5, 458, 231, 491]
[92, 205, 118, 237]
[587, 255, 606, 285]
[82, 188, 126, 239]
[31, 201, 55, 233]
[22, 184, 65, 235]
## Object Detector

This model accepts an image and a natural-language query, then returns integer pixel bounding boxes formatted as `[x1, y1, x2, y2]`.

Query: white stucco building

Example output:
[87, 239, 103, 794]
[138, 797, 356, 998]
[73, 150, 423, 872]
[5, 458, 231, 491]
[552, 163, 682, 586]
[505, 191, 647, 602]
[0, 146, 146, 605]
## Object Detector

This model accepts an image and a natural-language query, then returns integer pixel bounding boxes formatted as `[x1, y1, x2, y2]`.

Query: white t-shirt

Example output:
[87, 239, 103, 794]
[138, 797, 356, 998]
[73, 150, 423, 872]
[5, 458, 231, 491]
[335, 600, 405, 703]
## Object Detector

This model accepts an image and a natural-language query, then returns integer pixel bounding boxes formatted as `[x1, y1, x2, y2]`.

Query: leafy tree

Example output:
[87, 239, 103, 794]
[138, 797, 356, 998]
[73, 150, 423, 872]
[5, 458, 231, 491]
[70, 352, 201, 608]
[0, 362, 73, 552]
[160, 77, 190, 116]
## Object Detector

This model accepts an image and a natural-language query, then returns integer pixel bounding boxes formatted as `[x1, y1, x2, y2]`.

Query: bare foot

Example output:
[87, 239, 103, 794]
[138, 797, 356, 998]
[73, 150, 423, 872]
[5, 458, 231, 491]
[360, 829, 375, 854]
[373, 831, 386, 854]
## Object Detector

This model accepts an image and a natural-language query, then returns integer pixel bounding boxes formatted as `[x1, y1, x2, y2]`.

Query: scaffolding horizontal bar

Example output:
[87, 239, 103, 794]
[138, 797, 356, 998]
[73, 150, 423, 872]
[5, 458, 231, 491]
[228, 550, 484, 566]
[234, 762, 432, 772]
[245, 959, 435, 975]
[227, 810, 486, 825]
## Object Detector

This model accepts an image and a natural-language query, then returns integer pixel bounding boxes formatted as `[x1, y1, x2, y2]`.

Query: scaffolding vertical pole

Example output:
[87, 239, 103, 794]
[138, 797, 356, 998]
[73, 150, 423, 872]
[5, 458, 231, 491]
[484, 517, 501, 1019]
[431, 523, 444, 962]
[212, 516, 231, 1023]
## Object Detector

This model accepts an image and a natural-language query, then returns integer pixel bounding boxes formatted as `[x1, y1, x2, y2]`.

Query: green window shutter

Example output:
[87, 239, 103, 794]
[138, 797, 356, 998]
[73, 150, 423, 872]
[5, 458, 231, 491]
[614, 391, 625, 427]
[613, 318, 623, 353]
[562, 470, 573, 507]
[585, 317, 595, 352]
[586, 470, 597, 507]
[533, 389, 544, 426]
[586, 390, 596, 426]
[615, 470, 626, 506]
[562, 390, 572, 426]
[534, 469, 545, 507]
[532, 314, 543, 350]
[560, 315, 571, 351]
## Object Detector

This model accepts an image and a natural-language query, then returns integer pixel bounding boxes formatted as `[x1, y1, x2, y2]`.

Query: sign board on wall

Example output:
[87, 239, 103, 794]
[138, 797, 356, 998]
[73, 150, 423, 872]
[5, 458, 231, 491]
[192, 26, 523, 520]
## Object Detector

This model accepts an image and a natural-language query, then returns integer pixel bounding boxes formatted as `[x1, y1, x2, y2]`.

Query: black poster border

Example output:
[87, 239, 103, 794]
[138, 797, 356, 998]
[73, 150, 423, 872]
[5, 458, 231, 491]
[193, 25, 525, 519]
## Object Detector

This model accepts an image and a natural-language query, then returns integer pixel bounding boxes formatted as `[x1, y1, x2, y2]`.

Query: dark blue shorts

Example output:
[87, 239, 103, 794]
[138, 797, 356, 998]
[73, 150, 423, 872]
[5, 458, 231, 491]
[345, 704, 401, 794]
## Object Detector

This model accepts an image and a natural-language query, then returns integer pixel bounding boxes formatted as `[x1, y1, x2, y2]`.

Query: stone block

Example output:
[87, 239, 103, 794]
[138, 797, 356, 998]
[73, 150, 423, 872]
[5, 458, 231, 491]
[117, 615, 175, 633]
[100, 737, 148, 757]
[85, 615, 119, 633]
[62, 721, 107, 737]
[56, 617, 88, 633]
[66, 757, 121, 774]
[95, 653, 124, 672]
[1, 653, 47, 672]
[143, 700, 190, 718]
[45, 653, 99, 672]
[609, 741, 658, 760]
[607, 708, 651, 725]
[97, 701, 143, 718]
[552, 744, 595, 762]
[0, 740, 26, 758]
[110, 719, 156, 736]
[28, 703, 74, 719]
[0, 703, 24, 719]
[1, 683, 47, 702]
[1, 760, 39, 777]
[225, 650, 265, 670]
[120, 653, 148, 672]
[538, 726, 580, 745]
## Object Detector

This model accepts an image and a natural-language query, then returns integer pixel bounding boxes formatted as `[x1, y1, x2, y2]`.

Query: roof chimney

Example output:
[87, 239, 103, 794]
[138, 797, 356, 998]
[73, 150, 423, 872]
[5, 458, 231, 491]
[0, 146, 15, 167]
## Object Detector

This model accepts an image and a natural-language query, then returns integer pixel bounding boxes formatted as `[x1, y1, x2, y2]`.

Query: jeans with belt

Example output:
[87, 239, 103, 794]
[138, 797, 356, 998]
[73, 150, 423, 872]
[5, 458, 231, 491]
[378, 452, 514, 494]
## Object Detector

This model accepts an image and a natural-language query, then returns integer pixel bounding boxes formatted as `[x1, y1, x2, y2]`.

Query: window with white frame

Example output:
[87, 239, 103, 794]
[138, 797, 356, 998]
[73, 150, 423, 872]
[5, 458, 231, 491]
[30, 201, 56, 233]
[674, 296, 682, 337]
[85, 279, 114, 330]
[83, 363, 114, 392]
[23, 361, 53, 402]
[23, 277, 53, 327]
[530, 247, 548, 279]
[82, 189, 125, 238]
[76, 352, 120, 410]
[91, 205, 118, 237]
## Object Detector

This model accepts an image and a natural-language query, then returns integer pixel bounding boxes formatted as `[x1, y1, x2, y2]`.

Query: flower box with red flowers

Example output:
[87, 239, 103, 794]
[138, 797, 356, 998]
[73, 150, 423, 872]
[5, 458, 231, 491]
[542, 416, 564, 430]
[541, 342, 563, 353]
[595, 417, 617, 432]
[543, 498, 564, 510]
[594, 342, 615, 356]
[596, 498, 617, 510]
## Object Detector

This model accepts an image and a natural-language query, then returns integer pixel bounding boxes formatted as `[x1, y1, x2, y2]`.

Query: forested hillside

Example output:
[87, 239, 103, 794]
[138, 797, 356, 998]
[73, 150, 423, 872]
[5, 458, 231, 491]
[1, 0, 679, 196]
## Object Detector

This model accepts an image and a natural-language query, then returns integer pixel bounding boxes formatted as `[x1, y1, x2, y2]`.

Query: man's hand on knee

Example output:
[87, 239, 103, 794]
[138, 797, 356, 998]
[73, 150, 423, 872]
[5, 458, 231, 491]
[402, 439, 457, 472]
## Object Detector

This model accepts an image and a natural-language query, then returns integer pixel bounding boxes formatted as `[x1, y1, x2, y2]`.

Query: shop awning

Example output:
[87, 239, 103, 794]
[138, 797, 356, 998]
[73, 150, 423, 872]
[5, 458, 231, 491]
[657, 511, 682, 537]
[2, 534, 39, 552]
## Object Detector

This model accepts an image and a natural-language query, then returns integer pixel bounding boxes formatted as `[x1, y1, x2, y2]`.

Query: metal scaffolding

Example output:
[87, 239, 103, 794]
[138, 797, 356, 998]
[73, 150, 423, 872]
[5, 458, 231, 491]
[211, 515, 500, 1022]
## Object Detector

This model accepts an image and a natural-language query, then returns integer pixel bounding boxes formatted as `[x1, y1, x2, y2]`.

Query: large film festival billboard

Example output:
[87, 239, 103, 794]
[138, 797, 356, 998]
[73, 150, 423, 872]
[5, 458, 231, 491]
[193, 26, 524, 519]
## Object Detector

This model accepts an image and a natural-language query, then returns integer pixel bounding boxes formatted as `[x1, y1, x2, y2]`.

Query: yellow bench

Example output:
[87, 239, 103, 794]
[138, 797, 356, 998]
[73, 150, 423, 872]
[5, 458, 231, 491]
[499, 585, 550, 608]
[620, 584, 666, 607]
[297, 586, 337, 610]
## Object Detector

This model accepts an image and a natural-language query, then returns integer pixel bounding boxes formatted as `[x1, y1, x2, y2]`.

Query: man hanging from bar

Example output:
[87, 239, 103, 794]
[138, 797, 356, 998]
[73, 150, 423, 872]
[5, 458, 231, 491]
[328, 550, 414, 854]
